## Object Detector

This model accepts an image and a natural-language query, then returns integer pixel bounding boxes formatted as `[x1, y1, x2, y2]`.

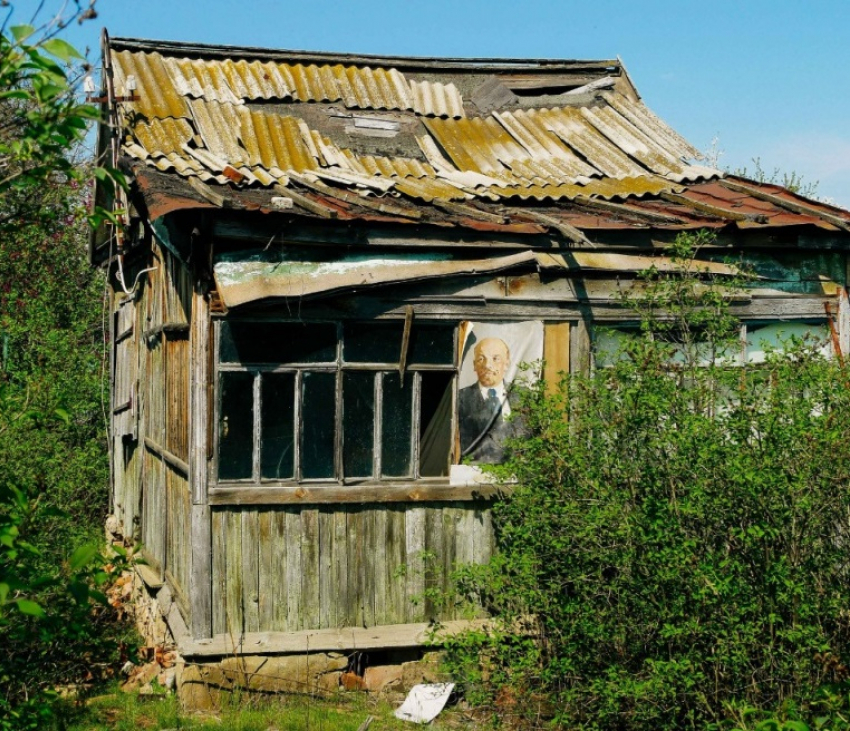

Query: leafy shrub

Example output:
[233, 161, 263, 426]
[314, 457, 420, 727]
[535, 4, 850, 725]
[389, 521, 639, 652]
[448, 233, 850, 730]
[0, 8, 135, 728]
[0, 403, 132, 731]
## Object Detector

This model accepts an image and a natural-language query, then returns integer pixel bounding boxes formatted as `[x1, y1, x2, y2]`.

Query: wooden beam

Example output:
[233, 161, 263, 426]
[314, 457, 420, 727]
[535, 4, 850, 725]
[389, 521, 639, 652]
[543, 322, 571, 394]
[433, 200, 508, 225]
[574, 195, 686, 224]
[158, 584, 193, 648]
[720, 179, 850, 233]
[188, 177, 228, 208]
[208, 483, 504, 506]
[135, 562, 164, 590]
[517, 211, 593, 245]
[287, 172, 423, 220]
[144, 437, 189, 476]
[180, 619, 493, 657]
[570, 318, 591, 375]
[660, 192, 766, 223]
[273, 184, 337, 219]
[188, 274, 213, 640]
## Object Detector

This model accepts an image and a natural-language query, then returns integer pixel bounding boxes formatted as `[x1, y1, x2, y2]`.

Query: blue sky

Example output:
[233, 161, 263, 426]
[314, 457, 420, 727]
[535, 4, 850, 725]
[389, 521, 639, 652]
[37, 0, 850, 208]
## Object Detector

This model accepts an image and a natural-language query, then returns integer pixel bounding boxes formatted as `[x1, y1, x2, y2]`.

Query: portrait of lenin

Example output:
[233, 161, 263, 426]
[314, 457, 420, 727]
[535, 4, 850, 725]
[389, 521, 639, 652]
[457, 337, 518, 464]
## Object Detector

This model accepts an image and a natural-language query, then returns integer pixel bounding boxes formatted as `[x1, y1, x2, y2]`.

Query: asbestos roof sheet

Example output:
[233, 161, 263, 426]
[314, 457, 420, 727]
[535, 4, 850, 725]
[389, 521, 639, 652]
[104, 38, 850, 236]
[109, 39, 720, 209]
[116, 50, 464, 118]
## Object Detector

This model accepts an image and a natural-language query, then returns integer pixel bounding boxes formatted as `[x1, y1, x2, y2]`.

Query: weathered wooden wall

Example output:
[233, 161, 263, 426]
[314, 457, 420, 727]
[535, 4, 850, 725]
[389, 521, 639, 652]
[210, 502, 493, 636]
[107, 227, 849, 645]
[111, 243, 194, 617]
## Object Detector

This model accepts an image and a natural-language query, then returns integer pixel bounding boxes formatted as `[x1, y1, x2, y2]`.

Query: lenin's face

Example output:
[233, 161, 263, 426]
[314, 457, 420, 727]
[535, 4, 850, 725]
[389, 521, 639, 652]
[473, 338, 510, 388]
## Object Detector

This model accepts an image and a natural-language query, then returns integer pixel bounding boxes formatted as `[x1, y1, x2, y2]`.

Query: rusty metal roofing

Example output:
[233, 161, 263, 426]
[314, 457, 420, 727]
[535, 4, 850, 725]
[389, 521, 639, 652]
[103, 37, 850, 237]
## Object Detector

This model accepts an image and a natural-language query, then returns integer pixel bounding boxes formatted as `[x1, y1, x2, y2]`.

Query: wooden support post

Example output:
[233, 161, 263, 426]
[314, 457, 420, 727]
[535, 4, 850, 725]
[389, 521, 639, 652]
[570, 318, 591, 375]
[189, 256, 213, 639]
[543, 322, 571, 395]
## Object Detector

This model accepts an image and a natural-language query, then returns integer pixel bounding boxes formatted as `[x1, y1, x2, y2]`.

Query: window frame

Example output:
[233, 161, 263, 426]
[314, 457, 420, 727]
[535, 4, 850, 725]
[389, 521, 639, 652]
[212, 318, 459, 488]
[592, 319, 833, 370]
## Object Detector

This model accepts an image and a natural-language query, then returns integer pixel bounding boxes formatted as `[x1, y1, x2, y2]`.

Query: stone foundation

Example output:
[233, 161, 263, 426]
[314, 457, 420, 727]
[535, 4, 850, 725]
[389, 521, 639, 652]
[176, 649, 448, 713]
[128, 561, 450, 713]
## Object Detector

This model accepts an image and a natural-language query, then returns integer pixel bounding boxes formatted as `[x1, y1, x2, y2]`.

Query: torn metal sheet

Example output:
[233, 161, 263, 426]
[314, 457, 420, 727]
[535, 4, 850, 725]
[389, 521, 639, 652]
[213, 249, 554, 307]
[568, 252, 743, 276]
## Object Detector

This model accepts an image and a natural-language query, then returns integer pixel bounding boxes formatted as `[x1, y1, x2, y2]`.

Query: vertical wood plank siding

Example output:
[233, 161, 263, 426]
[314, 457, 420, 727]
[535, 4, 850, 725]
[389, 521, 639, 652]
[211, 503, 492, 634]
[165, 464, 192, 606]
[112, 438, 141, 541]
[112, 244, 194, 611]
[165, 335, 190, 462]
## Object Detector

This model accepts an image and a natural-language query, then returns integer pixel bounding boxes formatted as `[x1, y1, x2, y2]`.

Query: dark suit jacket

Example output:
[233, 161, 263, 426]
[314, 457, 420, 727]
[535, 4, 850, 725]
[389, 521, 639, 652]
[458, 382, 520, 464]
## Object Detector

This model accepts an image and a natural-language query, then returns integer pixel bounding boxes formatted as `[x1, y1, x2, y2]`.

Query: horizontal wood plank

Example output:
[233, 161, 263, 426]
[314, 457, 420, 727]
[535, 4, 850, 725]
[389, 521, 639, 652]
[208, 484, 504, 506]
[180, 619, 492, 657]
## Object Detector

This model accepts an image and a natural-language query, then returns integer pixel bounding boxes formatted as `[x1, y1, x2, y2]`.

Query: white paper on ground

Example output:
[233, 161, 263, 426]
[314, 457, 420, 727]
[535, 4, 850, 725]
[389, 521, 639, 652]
[394, 682, 455, 724]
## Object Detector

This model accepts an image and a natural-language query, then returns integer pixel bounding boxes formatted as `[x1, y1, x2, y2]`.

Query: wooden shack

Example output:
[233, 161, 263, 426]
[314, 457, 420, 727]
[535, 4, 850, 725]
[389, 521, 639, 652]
[92, 33, 850, 697]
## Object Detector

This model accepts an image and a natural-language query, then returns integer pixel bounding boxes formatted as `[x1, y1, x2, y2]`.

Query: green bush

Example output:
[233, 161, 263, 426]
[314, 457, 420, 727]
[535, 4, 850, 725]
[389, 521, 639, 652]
[448, 234, 850, 730]
[0, 400, 132, 731]
[0, 8, 134, 728]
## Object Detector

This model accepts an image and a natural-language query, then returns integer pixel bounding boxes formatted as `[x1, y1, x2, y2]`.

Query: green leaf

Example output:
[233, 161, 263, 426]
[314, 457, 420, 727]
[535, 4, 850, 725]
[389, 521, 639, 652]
[89, 589, 108, 605]
[54, 408, 70, 424]
[0, 582, 9, 604]
[16, 599, 45, 618]
[68, 544, 98, 571]
[41, 38, 84, 62]
[9, 25, 36, 43]
[68, 581, 89, 604]
[35, 83, 66, 102]
[0, 89, 32, 101]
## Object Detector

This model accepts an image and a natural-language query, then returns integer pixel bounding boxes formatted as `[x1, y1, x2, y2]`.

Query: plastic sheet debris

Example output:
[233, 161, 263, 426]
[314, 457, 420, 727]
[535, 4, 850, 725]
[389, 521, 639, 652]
[394, 682, 455, 724]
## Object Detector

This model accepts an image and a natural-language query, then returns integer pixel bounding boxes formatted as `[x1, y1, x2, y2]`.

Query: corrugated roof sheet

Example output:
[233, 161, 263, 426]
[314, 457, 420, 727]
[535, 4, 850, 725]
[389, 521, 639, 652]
[116, 50, 465, 117]
[109, 40, 729, 212]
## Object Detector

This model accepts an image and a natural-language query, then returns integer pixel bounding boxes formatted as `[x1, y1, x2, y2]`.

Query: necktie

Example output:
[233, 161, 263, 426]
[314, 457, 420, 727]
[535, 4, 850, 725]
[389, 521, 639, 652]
[487, 388, 501, 416]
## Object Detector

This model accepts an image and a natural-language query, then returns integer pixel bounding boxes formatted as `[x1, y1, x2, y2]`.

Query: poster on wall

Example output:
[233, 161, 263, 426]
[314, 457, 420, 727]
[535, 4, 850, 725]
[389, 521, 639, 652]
[454, 320, 544, 473]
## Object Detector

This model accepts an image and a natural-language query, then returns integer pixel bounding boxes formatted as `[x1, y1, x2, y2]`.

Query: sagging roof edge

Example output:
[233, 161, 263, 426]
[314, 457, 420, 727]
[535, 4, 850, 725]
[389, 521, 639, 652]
[107, 36, 623, 74]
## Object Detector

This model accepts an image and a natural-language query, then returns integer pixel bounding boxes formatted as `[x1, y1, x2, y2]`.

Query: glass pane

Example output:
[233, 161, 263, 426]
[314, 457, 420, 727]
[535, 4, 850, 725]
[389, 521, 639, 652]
[301, 372, 336, 479]
[344, 322, 404, 363]
[381, 372, 413, 477]
[419, 372, 453, 477]
[261, 373, 295, 480]
[746, 322, 830, 363]
[220, 321, 337, 364]
[343, 372, 375, 478]
[409, 324, 455, 365]
[218, 372, 254, 480]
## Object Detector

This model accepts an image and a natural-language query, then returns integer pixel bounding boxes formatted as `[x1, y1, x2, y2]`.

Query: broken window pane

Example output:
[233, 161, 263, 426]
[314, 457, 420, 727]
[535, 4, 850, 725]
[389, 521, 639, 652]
[343, 371, 375, 478]
[301, 372, 336, 479]
[381, 372, 413, 477]
[408, 324, 455, 365]
[343, 322, 404, 363]
[261, 373, 295, 480]
[220, 321, 337, 364]
[218, 371, 254, 481]
[419, 372, 454, 477]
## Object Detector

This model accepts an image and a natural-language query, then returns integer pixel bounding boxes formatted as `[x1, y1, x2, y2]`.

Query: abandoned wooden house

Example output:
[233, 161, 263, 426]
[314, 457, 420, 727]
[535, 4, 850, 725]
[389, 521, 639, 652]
[92, 32, 850, 699]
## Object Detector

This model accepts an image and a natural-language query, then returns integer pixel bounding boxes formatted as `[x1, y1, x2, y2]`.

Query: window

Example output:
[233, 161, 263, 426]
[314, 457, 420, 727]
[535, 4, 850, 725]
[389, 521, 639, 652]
[594, 321, 832, 368]
[216, 320, 456, 484]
